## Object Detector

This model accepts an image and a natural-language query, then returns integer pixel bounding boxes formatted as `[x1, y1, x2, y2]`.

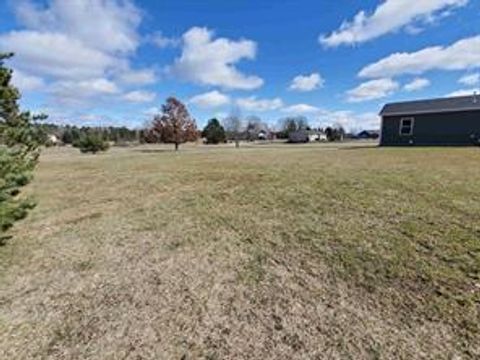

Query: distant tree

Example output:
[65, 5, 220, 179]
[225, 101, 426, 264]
[73, 133, 109, 154]
[61, 127, 73, 144]
[0, 53, 45, 239]
[140, 122, 157, 144]
[325, 125, 345, 142]
[71, 127, 82, 143]
[279, 116, 309, 138]
[223, 108, 244, 148]
[244, 115, 263, 141]
[202, 118, 226, 144]
[35, 122, 58, 145]
[148, 97, 198, 151]
[60, 126, 83, 144]
[336, 126, 345, 141]
[58, 124, 138, 145]
[325, 127, 333, 141]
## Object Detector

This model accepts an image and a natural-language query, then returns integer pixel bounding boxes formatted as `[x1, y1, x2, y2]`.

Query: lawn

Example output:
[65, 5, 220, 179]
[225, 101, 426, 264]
[1, 143, 479, 359]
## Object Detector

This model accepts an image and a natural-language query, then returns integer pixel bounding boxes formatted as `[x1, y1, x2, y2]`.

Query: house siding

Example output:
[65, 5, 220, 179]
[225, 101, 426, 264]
[380, 110, 480, 146]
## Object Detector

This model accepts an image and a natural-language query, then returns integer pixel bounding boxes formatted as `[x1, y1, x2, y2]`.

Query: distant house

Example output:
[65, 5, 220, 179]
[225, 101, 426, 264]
[258, 130, 268, 140]
[47, 134, 60, 146]
[318, 132, 328, 142]
[288, 130, 308, 143]
[357, 130, 380, 139]
[289, 130, 327, 143]
[380, 94, 480, 146]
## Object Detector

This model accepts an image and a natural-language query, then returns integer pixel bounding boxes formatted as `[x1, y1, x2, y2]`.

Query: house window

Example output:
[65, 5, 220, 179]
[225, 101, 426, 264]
[399, 118, 414, 136]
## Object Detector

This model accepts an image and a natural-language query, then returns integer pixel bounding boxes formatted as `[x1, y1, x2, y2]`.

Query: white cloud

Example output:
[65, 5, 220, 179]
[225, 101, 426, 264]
[0, 31, 116, 80]
[75, 78, 120, 95]
[28, 105, 143, 128]
[404, 24, 424, 35]
[214, 111, 228, 120]
[289, 73, 324, 92]
[51, 78, 120, 98]
[282, 104, 321, 114]
[279, 104, 379, 131]
[446, 88, 480, 97]
[319, 0, 468, 47]
[143, 106, 161, 117]
[15, 0, 141, 54]
[236, 96, 283, 111]
[189, 90, 231, 108]
[347, 78, 399, 102]
[171, 27, 264, 90]
[459, 73, 480, 86]
[403, 78, 430, 91]
[359, 35, 480, 78]
[118, 68, 157, 85]
[11, 69, 45, 91]
[0, 0, 149, 110]
[123, 90, 156, 103]
[46, 77, 121, 107]
[298, 110, 380, 133]
[149, 31, 179, 48]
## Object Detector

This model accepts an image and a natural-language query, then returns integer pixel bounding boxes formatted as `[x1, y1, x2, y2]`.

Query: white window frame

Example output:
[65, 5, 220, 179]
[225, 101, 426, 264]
[399, 117, 414, 136]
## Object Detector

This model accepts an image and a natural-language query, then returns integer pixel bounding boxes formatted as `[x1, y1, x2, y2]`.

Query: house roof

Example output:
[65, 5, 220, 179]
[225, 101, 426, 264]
[292, 129, 326, 135]
[380, 94, 480, 116]
[358, 130, 380, 135]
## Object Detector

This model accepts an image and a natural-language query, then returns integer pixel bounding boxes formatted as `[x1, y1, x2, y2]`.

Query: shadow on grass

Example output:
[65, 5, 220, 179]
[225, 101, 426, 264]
[339, 145, 380, 151]
[133, 149, 175, 154]
[0, 235, 13, 246]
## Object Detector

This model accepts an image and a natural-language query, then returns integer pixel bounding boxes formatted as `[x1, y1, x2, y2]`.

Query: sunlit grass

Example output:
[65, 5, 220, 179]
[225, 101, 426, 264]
[1, 143, 479, 359]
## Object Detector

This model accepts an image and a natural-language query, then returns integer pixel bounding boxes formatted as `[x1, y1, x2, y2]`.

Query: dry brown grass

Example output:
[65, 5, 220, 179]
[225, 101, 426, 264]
[1, 143, 479, 359]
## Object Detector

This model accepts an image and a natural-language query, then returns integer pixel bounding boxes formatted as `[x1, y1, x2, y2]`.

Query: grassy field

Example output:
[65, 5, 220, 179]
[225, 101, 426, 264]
[1, 142, 479, 359]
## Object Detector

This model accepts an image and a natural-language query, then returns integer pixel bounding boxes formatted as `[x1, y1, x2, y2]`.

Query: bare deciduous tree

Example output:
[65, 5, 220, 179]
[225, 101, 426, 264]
[244, 115, 262, 142]
[277, 116, 310, 138]
[223, 107, 244, 148]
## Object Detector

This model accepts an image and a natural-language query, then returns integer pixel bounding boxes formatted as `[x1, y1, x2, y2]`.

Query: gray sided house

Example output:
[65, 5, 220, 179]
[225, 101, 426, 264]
[288, 130, 327, 143]
[380, 94, 480, 146]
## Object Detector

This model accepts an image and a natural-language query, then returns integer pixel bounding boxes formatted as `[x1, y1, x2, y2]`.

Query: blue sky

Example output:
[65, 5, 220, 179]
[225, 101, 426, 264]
[1, 0, 479, 131]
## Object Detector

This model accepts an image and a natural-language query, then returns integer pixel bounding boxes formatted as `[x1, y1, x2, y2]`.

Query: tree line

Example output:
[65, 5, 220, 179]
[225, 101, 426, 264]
[17, 97, 348, 154]
[36, 123, 139, 146]
[141, 102, 347, 151]
[36, 111, 346, 153]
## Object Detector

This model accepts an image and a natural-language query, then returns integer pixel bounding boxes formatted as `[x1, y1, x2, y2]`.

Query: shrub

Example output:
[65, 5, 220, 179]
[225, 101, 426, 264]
[73, 133, 109, 154]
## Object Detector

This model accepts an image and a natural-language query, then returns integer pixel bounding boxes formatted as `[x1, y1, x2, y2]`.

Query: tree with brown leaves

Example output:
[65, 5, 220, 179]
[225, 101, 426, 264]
[148, 97, 198, 151]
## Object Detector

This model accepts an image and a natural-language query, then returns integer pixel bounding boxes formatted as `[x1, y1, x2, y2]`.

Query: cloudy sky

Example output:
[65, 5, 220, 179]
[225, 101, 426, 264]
[1, 0, 479, 131]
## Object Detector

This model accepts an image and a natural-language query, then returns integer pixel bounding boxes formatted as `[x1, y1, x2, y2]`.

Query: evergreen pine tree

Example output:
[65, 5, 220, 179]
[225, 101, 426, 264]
[73, 132, 110, 154]
[202, 118, 226, 144]
[0, 53, 44, 240]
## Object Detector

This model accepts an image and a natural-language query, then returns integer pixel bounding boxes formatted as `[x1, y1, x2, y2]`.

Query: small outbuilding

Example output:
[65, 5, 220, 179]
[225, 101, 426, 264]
[380, 94, 480, 146]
